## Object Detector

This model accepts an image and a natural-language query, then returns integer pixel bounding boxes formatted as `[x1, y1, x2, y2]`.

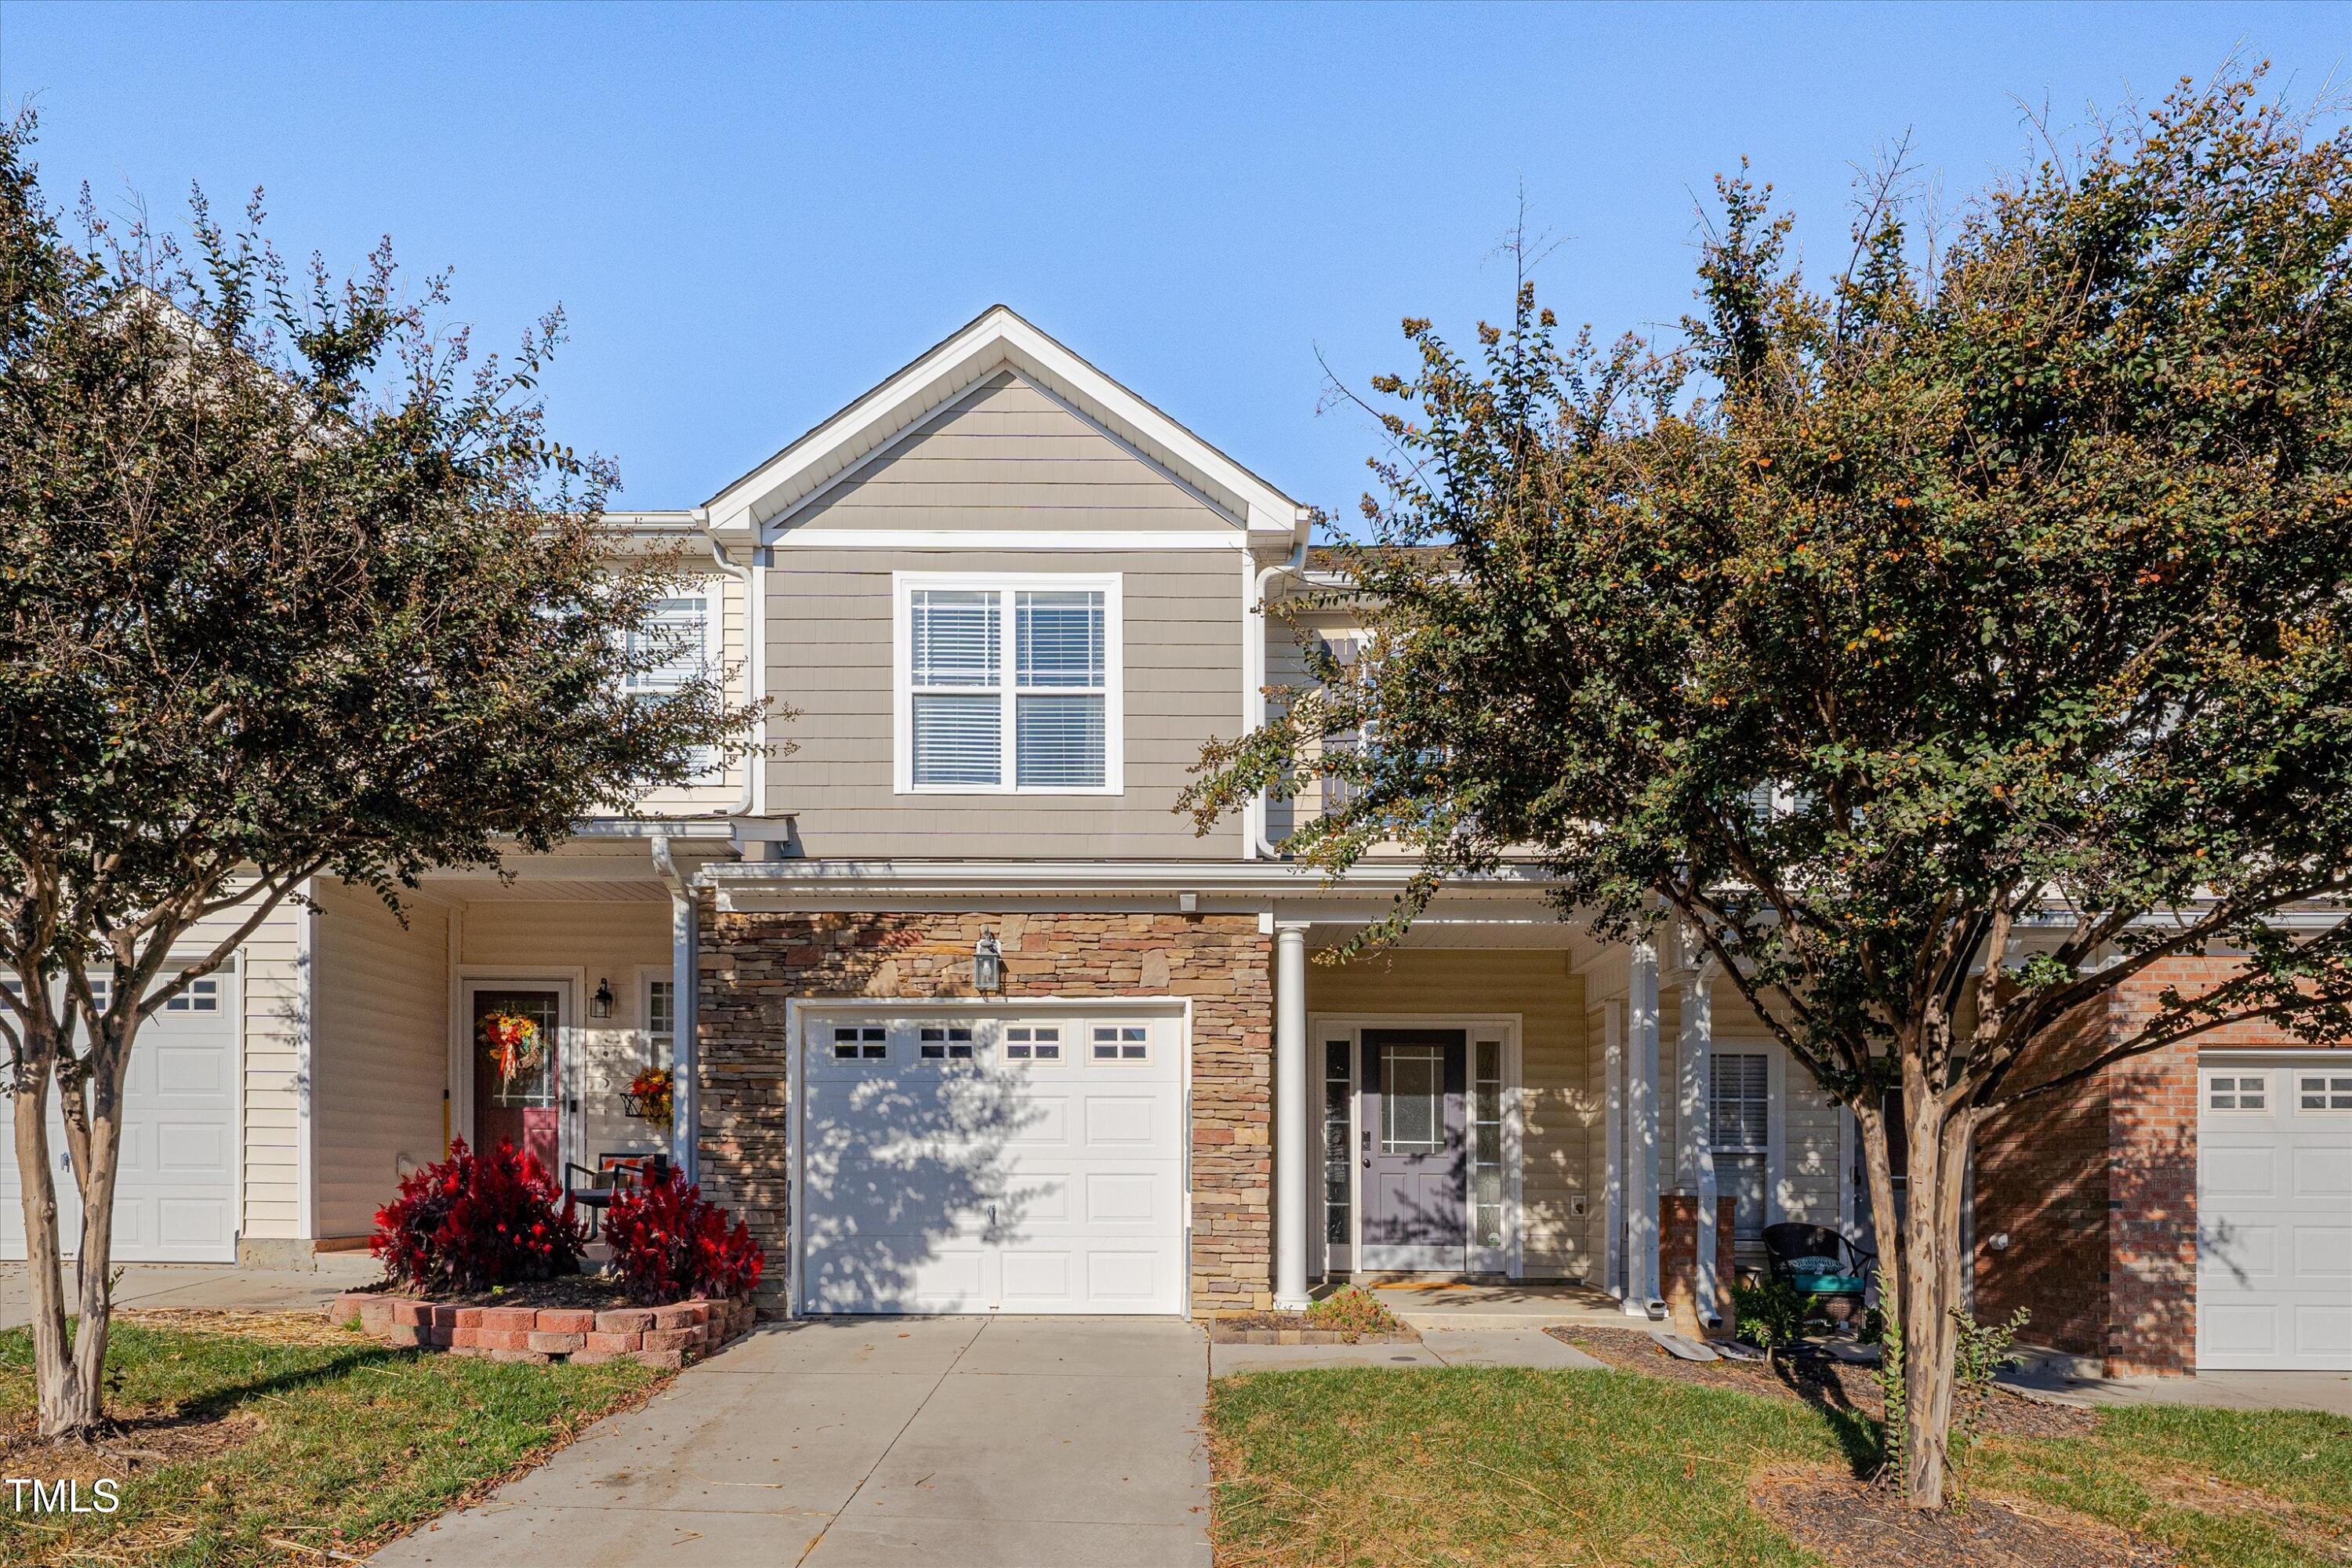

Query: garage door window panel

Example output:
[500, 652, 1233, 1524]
[1091, 1025, 1150, 1062]
[2298, 1073, 2352, 1111]
[1005, 1025, 1062, 1062]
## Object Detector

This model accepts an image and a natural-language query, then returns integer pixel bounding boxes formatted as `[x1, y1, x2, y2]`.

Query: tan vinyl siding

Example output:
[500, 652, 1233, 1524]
[1710, 981, 1845, 1229]
[310, 881, 449, 1238]
[765, 547, 1245, 858]
[174, 891, 307, 1242]
[459, 901, 673, 1167]
[786, 370, 1239, 533]
[1306, 949, 1595, 1279]
[633, 568, 753, 818]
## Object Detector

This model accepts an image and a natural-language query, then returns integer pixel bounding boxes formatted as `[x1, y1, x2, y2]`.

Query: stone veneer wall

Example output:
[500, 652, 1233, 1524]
[695, 904, 1275, 1314]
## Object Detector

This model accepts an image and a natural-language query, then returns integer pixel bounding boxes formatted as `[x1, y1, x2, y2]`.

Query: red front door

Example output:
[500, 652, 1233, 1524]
[472, 988, 561, 1178]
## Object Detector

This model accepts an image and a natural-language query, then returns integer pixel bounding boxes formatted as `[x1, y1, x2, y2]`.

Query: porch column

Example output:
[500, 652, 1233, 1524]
[1273, 920, 1311, 1310]
[1678, 953, 1719, 1323]
[651, 837, 698, 1182]
[1625, 937, 1662, 1313]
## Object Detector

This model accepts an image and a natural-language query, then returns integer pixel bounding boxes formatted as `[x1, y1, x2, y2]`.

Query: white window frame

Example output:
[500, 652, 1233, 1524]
[626, 586, 722, 780]
[891, 572, 1124, 796]
[638, 966, 677, 1073]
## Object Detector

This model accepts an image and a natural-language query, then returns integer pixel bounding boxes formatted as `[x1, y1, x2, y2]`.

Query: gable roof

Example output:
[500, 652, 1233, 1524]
[704, 304, 1304, 541]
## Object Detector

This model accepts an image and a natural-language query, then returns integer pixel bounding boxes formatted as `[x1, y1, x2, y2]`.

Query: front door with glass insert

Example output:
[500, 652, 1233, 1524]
[473, 989, 561, 1177]
[1359, 1029, 1468, 1270]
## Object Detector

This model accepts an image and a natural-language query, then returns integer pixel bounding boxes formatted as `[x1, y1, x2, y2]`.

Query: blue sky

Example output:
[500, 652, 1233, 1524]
[4, 2, 2347, 519]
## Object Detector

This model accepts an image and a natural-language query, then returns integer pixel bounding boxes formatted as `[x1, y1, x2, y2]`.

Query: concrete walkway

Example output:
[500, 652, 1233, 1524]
[1998, 1358, 2352, 1417]
[0, 1254, 379, 1328]
[370, 1316, 1212, 1568]
[1211, 1324, 1606, 1373]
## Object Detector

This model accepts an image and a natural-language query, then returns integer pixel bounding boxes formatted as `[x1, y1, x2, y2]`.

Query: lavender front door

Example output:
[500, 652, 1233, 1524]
[472, 988, 561, 1178]
[1359, 1029, 1468, 1271]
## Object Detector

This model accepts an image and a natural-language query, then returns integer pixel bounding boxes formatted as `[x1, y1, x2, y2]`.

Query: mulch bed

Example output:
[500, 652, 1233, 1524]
[346, 1273, 636, 1310]
[1751, 1466, 2179, 1568]
[1550, 1326, 2094, 1442]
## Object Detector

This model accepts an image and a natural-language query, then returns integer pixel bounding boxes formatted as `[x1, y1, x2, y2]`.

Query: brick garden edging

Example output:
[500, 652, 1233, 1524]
[328, 1292, 755, 1369]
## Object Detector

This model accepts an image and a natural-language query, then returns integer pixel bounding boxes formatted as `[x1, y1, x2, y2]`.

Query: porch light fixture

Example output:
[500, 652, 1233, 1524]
[973, 935, 1004, 994]
[590, 978, 614, 1019]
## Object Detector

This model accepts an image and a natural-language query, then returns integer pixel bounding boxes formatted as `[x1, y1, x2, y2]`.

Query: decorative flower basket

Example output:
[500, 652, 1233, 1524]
[479, 1012, 546, 1089]
[623, 1066, 674, 1126]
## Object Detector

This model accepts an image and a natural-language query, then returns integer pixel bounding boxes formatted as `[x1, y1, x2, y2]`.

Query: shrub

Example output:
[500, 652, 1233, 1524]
[1731, 1273, 1809, 1350]
[602, 1167, 765, 1304]
[371, 1138, 587, 1294]
[1302, 1285, 1404, 1341]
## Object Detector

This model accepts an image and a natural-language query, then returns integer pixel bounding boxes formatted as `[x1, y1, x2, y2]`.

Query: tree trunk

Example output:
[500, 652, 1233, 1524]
[11, 1050, 96, 1437]
[1890, 1073, 1976, 1511]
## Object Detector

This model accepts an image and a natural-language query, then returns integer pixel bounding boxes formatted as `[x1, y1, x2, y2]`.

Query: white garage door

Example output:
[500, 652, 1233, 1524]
[798, 1011, 1185, 1315]
[2197, 1057, 2352, 1370]
[0, 972, 241, 1263]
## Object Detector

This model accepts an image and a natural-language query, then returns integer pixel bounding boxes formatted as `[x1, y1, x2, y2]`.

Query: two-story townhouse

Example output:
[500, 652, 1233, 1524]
[9, 306, 2343, 1375]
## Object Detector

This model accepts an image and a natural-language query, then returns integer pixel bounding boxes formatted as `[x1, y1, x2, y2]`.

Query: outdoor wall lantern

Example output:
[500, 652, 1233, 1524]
[590, 977, 615, 1019]
[973, 935, 1004, 994]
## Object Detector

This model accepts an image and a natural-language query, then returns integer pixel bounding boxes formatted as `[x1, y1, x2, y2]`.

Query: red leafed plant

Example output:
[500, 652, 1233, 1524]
[371, 1138, 587, 1294]
[602, 1167, 764, 1304]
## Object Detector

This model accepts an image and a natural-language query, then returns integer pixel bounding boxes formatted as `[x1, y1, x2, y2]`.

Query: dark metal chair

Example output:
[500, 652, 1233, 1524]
[1761, 1222, 1875, 1319]
[564, 1151, 671, 1240]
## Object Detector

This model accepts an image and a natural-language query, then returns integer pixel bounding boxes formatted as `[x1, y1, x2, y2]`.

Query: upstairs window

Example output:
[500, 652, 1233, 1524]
[898, 575, 1120, 793]
[626, 591, 719, 776]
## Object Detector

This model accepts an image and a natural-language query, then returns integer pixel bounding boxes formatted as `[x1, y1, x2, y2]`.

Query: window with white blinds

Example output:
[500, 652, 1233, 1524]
[1711, 1052, 1772, 1246]
[898, 575, 1121, 793]
[626, 591, 720, 779]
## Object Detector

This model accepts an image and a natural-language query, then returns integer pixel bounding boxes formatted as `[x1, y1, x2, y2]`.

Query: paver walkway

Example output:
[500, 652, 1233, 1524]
[370, 1315, 1212, 1568]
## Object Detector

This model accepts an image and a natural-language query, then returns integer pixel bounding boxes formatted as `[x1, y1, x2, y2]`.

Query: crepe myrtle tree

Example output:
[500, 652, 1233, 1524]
[1187, 71, 2352, 1508]
[0, 114, 766, 1438]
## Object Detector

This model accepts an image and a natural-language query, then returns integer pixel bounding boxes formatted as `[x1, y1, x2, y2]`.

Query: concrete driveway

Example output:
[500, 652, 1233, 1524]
[369, 1316, 1211, 1568]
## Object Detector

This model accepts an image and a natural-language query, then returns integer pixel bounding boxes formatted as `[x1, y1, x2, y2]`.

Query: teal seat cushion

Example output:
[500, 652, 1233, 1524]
[1785, 1255, 1865, 1294]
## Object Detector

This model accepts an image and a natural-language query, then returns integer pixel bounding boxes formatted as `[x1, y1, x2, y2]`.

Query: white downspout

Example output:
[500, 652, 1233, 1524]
[703, 532, 758, 819]
[1244, 521, 1311, 859]
[650, 836, 699, 1181]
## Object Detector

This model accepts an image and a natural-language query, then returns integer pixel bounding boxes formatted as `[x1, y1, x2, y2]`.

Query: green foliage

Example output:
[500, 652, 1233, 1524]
[1948, 1303, 2032, 1497]
[1875, 1272, 1907, 1488]
[1185, 65, 2352, 1506]
[1731, 1274, 1810, 1349]
[0, 107, 770, 1430]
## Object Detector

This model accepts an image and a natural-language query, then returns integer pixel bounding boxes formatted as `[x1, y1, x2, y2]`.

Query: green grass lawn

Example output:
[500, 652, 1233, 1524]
[1208, 1366, 2352, 1568]
[0, 1316, 666, 1567]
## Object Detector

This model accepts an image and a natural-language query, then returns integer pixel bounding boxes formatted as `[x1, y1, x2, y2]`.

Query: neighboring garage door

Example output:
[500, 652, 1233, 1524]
[798, 1010, 1185, 1315]
[2197, 1055, 2352, 1370]
[0, 971, 241, 1263]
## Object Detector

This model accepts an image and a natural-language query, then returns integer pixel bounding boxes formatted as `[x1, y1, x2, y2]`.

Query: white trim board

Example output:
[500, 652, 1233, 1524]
[891, 571, 1127, 798]
[710, 304, 1304, 539]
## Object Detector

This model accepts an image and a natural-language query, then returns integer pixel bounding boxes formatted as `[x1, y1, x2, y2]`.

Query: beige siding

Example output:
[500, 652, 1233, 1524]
[633, 568, 754, 818]
[1305, 949, 1597, 1279]
[789, 371, 1239, 534]
[764, 547, 1246, 858]
[176, 892, 307, 1242]
[310, 881, 449, 1238]
[459, 901, 673, 1166]
[1709, 981, 1846, 1229]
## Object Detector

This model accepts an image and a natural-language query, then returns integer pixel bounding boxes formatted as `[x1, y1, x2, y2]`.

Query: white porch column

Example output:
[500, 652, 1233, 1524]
[1273, 920, 1311, 1310]
[1678, 956, 1718, 1323]
[1624, 937, 1662, 1313]
[651, 837, 699, 1181]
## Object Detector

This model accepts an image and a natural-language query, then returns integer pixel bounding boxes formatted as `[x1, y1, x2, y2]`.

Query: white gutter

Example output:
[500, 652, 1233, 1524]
[649, 836, 699, 1181]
